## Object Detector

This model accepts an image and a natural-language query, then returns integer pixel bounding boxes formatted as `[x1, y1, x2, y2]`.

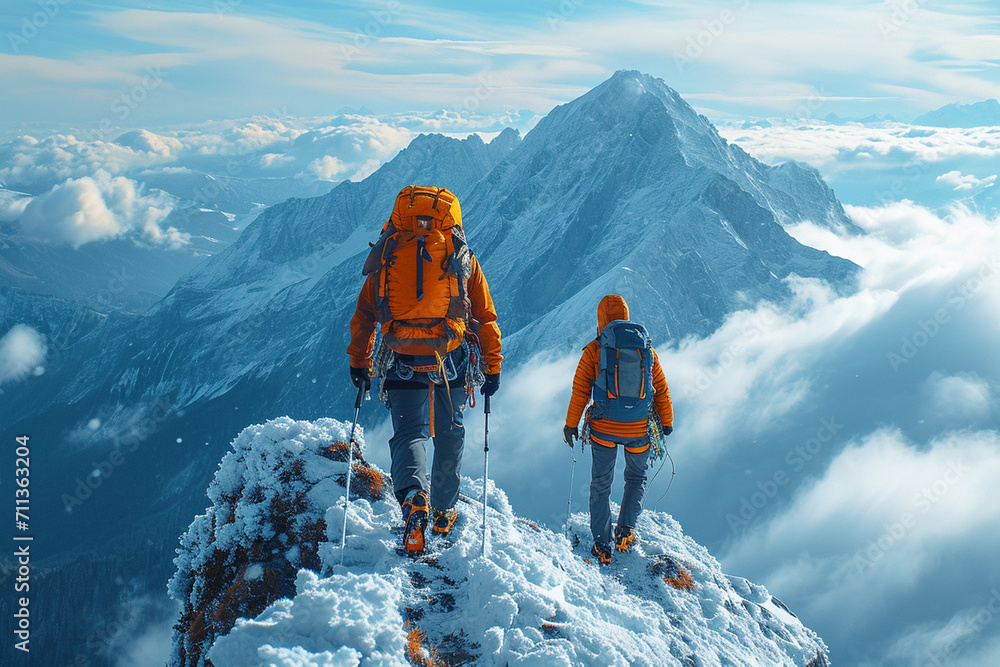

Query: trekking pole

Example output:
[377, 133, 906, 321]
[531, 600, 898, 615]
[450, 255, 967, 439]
[481, 395, 491, 558]
[564, 437, 577, 538]
[339, 383, 365, 566]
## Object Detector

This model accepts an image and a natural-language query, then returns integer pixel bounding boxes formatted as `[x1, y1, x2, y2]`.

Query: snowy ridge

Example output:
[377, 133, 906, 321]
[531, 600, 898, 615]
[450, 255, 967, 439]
[171, 417, 830, 666]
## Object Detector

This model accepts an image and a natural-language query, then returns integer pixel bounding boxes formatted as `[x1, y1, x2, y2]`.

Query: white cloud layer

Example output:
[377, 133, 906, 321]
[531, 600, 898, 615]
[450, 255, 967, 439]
[673, 202, 1000, 664]
[720, 122, 1000, 171]
[936, 170, 997, 191]
[0, 325, 47, 386]
[10, 170, 184, 248]
[921, 372, 992, 420]
[723, 428, 1000, 664]
[718, 122, 1000, 209]
[789, 201, 1000, 293]
[659, 279, 895, 457]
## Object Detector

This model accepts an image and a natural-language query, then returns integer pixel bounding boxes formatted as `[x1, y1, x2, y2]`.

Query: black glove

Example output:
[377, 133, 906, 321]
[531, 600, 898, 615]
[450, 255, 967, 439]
[350, 366, 370, 391]
[481, 372, 500, 397]
[663, 425, 673, 436]
[563, 426, 578, 447]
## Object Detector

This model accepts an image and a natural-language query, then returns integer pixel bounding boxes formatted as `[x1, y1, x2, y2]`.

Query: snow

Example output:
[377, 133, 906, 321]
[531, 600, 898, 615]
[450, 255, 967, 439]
[211, 571, 409, 666]
[172, 416, 829, 666]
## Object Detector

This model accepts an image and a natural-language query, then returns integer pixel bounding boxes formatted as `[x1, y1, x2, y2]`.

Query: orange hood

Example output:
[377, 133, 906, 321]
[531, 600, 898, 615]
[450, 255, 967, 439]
[597, 294, 630, 335]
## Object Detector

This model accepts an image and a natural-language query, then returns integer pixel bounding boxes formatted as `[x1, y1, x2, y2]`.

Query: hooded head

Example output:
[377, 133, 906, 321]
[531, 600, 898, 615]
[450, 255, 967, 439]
[597, 294, 630, 335]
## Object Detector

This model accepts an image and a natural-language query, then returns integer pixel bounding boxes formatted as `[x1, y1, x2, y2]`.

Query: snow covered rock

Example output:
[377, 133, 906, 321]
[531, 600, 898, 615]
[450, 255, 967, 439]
[171, 416, 830, 666]
[169, 417, 387, 666]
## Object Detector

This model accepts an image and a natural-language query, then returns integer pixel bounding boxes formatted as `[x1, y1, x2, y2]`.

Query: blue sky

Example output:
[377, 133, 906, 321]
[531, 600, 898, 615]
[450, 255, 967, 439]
[3, 0, 1000, 133]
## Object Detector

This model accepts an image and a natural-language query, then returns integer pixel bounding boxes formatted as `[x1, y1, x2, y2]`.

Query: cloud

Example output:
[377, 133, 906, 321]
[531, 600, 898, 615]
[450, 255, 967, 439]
[0, 325, 47, 386]
[0, 133, 176, 189]
[306, 155, 346, 180]
[658, 278, 895, 457]
[788, 201, 1000, 293]
[885, 603, 1000, 667]
[718, 122, 1000, 209]
[921, 372, 991, 420]
[936, 170, 997, 191]
[720, 122, 1000, 171]
[674, 202, 1000, 664]
[114, 129, 183, 159]
[721, 428, 1000, 664]
[114, 616, 174, 667]
[13, 170, 184, 248]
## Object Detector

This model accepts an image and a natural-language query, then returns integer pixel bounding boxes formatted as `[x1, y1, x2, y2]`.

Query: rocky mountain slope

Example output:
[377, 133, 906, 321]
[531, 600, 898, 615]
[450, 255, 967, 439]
[170, 416, 831, 666]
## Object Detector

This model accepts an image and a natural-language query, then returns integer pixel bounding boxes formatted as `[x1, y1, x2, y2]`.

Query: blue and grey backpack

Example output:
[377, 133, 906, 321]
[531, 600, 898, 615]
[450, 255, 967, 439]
[592, 320, 655, 423]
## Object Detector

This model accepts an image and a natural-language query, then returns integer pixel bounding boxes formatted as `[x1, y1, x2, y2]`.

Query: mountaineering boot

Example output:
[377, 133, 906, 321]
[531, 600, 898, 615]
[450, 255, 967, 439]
[432, 507, 458, 535]
[615, 525, 635, 552]
[591, 542, 613, 565]
[401, 489, 429, 556]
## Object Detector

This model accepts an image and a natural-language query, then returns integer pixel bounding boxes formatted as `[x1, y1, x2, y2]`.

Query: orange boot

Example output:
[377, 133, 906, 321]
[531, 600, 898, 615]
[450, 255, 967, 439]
[615, 526, 635, 552]
[432, 507, 458, 535]
[591, 542, 613, 565]
[401, 489, 429, 556]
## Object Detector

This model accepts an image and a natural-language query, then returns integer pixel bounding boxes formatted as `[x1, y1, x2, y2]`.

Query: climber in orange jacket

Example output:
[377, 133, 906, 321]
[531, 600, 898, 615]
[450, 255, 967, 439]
[347, 186, 502, 556]
[564, 294, 673, 564]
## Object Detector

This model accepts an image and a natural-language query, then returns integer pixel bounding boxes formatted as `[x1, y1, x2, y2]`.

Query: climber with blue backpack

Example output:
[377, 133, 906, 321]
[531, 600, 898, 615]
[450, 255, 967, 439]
[564, 294, 674, 564]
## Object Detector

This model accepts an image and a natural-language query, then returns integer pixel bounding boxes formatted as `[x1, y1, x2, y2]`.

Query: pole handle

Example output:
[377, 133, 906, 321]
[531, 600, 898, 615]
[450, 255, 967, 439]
[354, 383, 365, 410]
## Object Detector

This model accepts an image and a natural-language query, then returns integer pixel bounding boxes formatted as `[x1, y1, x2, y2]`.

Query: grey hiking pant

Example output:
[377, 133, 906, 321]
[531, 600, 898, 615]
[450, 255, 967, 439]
[590, 440, 651, 546]
[386, 383, 467, 511]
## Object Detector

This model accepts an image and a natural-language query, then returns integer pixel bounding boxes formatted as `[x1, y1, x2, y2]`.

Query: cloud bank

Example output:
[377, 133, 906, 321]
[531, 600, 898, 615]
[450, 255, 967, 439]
[719, 121, 1000, 209]
[8, 170, 184, 248]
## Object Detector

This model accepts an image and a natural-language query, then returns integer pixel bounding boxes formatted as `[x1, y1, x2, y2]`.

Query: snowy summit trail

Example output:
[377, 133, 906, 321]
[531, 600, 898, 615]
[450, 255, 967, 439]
[170, 416, 829, 666]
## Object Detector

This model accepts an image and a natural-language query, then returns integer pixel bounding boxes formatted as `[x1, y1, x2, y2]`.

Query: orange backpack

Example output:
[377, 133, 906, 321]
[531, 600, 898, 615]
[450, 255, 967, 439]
[362, 186, 472, 356]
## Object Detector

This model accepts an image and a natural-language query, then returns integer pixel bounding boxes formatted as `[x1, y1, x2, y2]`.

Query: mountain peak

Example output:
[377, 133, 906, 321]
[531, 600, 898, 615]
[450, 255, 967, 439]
[588, 69, 688, 109]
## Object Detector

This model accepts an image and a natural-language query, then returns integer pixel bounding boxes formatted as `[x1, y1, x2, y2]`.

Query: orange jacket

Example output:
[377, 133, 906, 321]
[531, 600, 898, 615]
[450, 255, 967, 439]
[347, 255, 503, 374]
[565, 295, 673, 451]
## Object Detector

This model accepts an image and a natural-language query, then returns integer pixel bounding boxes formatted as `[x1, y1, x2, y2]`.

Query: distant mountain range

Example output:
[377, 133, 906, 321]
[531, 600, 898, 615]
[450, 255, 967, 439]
[913, 99, 1000, 128]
